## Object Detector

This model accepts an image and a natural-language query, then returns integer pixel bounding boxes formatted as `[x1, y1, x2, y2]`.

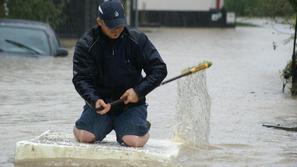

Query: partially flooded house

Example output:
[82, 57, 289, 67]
[136, 0, 234, 27]
[56, 0, 234, 37]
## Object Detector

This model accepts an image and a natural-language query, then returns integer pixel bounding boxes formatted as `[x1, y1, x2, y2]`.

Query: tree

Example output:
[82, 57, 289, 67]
[225, 0, 294, 17]
[288, 0, 297, 95]
[6, 0, 65, 28]
[224, 0, 247, 16]
[288, 0, 297, 11]
[259, 0, 293, 17]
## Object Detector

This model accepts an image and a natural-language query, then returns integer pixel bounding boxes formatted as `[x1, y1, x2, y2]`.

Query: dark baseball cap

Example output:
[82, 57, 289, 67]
[98, 0, 127, 29]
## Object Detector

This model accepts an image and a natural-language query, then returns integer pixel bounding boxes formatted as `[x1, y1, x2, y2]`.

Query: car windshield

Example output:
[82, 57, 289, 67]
[0, 26, 50, 55]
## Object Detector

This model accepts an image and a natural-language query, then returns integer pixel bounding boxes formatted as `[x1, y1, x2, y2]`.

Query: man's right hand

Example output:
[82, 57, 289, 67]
[96, 99, 111, 115]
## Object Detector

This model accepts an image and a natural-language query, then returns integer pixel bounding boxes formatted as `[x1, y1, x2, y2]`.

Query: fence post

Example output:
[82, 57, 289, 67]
[0, 0, 4, 17]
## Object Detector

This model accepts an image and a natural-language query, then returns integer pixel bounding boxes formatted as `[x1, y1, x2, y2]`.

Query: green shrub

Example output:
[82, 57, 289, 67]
[282, 60, 297, 95]
[5, 0, 65, 28]
[225, 0, 294, 17]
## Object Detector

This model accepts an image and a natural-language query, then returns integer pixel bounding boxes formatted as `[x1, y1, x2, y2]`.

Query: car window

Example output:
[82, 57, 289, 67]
[49, 29, 60, 53]
[0, 26, 50, 55]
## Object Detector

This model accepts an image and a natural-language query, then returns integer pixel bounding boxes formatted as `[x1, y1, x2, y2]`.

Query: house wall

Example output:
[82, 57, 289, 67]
[137, 0, 224, 11]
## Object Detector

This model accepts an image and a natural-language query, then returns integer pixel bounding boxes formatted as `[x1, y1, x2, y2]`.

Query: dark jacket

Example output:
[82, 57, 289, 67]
[72, 26, 167, 109]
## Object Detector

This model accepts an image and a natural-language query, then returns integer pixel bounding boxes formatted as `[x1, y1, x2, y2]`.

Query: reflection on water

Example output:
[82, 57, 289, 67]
[1, 20, 297, 166]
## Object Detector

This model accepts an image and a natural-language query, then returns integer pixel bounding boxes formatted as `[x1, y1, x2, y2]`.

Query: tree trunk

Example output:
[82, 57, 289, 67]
[292, 14, 297, 95]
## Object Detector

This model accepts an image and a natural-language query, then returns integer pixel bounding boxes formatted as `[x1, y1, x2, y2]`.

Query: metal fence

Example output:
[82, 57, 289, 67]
[55, 0, 101, 38]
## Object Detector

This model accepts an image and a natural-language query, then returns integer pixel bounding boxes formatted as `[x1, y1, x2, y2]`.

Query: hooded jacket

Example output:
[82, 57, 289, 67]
[73, 26, 167, 109]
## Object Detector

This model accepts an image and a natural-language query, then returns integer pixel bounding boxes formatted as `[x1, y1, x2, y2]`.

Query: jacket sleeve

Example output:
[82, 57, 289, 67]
[72, 39, 100, 109]
[133, 33, 167, 97]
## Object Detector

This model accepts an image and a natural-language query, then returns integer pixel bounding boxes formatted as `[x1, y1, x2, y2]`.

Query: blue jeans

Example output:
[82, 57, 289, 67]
[75, 103, 149, 144]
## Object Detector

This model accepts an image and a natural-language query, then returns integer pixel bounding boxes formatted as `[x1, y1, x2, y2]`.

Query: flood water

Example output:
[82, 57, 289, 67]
[1, 19, 297, 166]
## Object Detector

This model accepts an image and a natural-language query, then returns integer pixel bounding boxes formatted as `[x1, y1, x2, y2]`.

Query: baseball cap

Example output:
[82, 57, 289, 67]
[98, 0, 127, 29]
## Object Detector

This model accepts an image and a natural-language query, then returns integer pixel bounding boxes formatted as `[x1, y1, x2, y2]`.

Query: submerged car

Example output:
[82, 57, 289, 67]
[0, 19, 68, 57]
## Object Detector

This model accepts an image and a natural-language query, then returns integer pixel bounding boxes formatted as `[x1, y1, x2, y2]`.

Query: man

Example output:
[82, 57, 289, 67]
[72, 0, 167, 147]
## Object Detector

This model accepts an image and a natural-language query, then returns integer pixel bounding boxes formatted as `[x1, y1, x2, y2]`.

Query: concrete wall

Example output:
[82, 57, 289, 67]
[138, 0, 224, 11]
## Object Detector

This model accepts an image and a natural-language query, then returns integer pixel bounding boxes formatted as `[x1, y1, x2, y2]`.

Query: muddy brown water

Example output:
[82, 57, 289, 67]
[1, 19, 297, 166]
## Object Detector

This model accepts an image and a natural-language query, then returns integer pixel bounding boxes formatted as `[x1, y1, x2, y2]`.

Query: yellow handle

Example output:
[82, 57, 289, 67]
[189, 61, 212, 74]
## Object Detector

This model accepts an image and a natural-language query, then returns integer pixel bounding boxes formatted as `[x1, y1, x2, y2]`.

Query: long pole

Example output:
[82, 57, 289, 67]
[292, 14, 297, 95]
[95, 62, 212, 111]
[134, 0, 138, 29]
[216, 0, 221, 9]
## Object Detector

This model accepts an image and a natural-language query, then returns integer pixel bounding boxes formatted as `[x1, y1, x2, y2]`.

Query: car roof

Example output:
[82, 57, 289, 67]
[0, 19, 51, 31]
[0, 19, 62, 55]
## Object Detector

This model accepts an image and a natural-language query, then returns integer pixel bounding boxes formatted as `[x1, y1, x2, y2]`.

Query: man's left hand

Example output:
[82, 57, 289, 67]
[120, 88, 139, 104]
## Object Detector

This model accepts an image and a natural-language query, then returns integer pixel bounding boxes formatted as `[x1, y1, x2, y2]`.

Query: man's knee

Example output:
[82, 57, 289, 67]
[73, 127, 96, 143]
[122, 133, 149, 147]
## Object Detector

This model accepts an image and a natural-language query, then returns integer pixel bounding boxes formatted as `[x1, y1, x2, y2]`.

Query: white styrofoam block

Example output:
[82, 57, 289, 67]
[15, 131, 181, 166]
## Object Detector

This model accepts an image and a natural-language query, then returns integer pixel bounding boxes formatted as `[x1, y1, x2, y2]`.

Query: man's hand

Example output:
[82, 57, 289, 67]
[96, 99, 111, 115]
[120, 88, 139, 104]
